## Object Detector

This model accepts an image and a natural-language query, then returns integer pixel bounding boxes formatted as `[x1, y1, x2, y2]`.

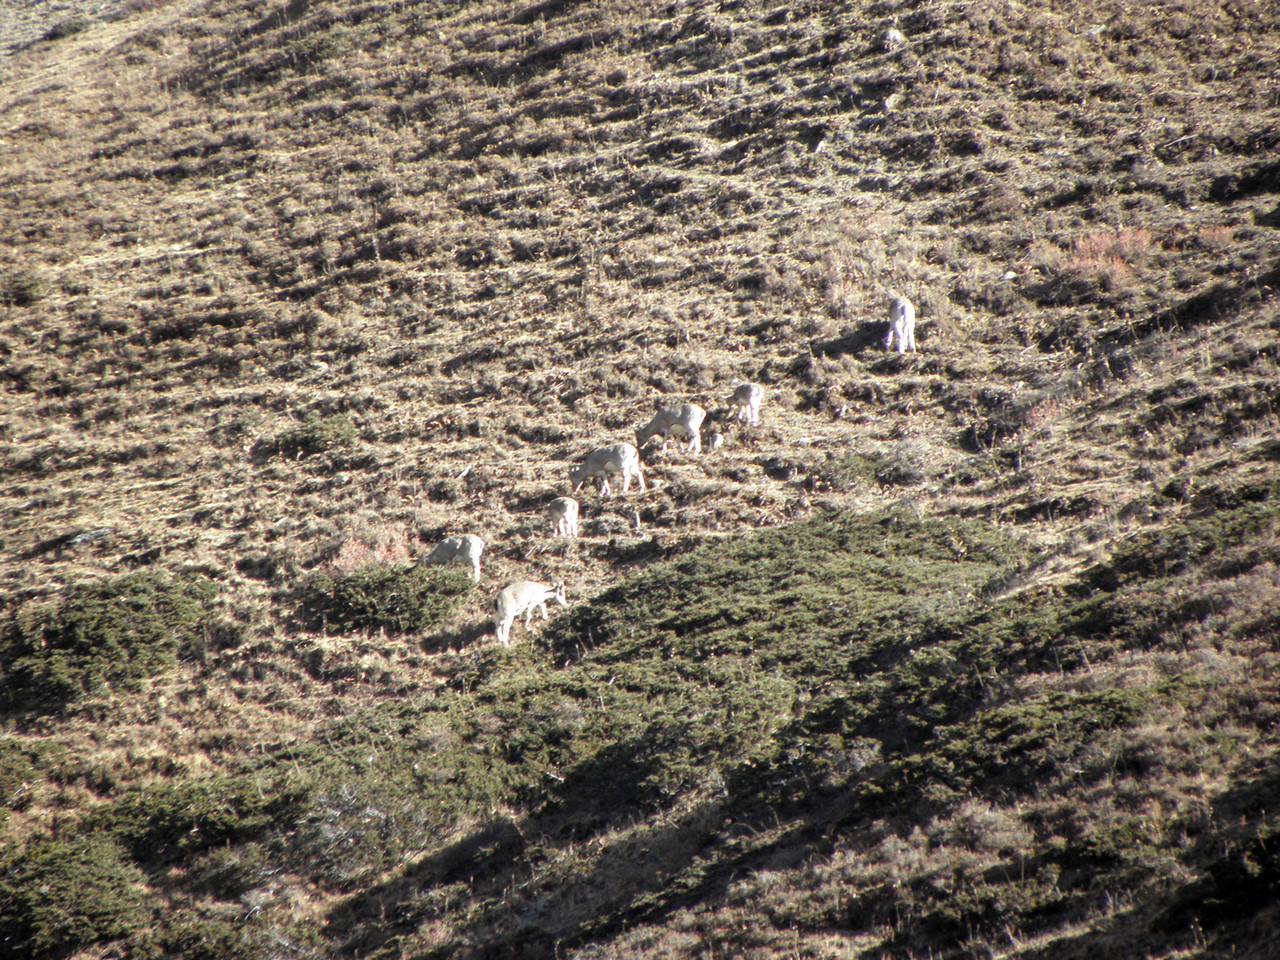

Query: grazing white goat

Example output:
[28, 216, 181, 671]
[729, 383, 764, 425]
[885, 295, 917, 354]
[548, 496, 580, 538]
[422, 534, 485, 582]
[494, 580, 568, 647]
[635, 403, 707, 456]
[569, 443, 646, 496]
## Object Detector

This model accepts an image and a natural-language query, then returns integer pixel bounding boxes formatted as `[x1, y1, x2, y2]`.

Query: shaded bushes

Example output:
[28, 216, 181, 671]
[0, 570, 221, 712]
[0, 835, 149, 960]
[0, 775, 308, 960]
[82, 774, 308, 863]
[297, 563, 473, 634]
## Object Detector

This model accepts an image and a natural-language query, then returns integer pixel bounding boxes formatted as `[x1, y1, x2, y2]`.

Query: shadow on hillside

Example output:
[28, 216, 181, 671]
[809, 322, 891, 359]
[320, 720, 864, 959]
[418, 619, 494, 653]
[992, 756, 1280, 960]
[321, 723, 1280, 960]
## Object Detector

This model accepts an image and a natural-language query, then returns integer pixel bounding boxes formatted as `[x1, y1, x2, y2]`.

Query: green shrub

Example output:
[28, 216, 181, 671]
[255, 411, 359, 459]
[314, 511, 1037, 834]
[820, 450, 925, 489]
[297, 563, 472, 634]
[0, 570, 219, 711]
[82, 774, 308, 862]
[0, 740, 39, 811]
[158, 920, 265, 960]
[243, 501, 1280, 954]
[0, 835, 150, 960]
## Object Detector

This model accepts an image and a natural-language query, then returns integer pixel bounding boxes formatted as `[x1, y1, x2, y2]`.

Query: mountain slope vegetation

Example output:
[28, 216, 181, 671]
[1, 0, 1278, 957]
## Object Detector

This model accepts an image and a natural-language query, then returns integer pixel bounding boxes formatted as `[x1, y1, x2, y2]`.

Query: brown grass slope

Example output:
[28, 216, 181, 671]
[1, 0, 1279, 957]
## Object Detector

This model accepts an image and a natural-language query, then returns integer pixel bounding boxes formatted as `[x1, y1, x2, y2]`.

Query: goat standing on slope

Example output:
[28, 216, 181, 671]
[635, 403, 707, 456]
[548, 497, 580, 537]
[569, 443, 646, 496]
[494, 580, 568, 647]
[886, 295, 917, 354]
[422, 534, 485, 582]
[729, 383, 764, 426]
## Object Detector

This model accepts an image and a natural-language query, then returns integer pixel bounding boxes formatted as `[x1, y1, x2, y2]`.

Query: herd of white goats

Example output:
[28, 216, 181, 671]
[422, 296, 917, 646]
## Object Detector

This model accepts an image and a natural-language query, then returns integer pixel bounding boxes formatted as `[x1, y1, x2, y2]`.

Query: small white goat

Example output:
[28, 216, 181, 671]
[569, 443, 646, 496]
[635, 403, 707, 456]
[729, 383, 764, 425]
[422, 534, 485, 582]
[548, 496, 580, 538]
[885, 295, 917, 354]
[494, 580, 568, 647]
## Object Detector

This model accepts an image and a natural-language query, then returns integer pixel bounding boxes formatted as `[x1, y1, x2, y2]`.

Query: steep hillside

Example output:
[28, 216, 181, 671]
[1, 0, 1279, 957]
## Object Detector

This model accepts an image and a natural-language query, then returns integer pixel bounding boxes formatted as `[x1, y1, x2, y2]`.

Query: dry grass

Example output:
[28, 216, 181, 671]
[2, 0, 1280, 956]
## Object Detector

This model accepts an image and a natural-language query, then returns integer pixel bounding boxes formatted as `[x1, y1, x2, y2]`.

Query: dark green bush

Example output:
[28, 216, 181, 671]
[0, 570, 220, 711]
[82, 774, 308, 862]
[297, 563, 473, 634]
[0, 834, 149, 960]
[0, 740, 39, 812]
[273, 501, 1280, 954]
[157, 915, 308, 960]
[820, 450, 926, 489]
[255, 411, 358, 459]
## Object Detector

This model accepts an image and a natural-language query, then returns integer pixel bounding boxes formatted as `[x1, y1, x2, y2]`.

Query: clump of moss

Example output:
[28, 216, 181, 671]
[297, 563, 472, 634]
[0, 835, 150, 960]
[0, 570, 220, 711]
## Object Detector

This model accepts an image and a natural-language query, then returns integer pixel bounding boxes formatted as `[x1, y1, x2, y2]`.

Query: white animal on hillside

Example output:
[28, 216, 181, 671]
[422, 534, 485, 582]
[635, 403, 707, 456]
[729, 383, 764, 425]
[493, 580, 568, 647]
[569, 443, 646, 496]
[548, 496, 580, 538]
[885, 295, 917, 354]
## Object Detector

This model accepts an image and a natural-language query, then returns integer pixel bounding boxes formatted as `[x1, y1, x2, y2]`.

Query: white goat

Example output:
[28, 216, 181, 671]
[494, 580, 568, 647]
[548, 496, 580, 538]
[422, 534, 485, 582]
[635, 403, 707, 456]
[569, 443, 646, 496]
[729, 383, 764, 425]
[886, 295, 917, 354]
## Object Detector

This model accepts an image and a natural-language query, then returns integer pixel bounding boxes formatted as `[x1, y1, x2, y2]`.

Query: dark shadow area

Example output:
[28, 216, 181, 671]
[808, 322, 890, 360]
